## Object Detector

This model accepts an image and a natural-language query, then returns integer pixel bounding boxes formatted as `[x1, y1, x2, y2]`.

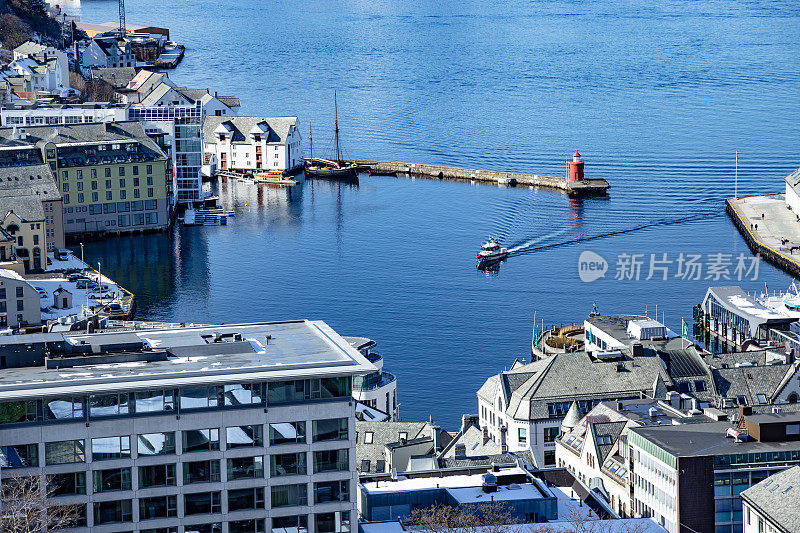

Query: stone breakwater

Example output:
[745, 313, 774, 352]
[344, 159, 610, 197]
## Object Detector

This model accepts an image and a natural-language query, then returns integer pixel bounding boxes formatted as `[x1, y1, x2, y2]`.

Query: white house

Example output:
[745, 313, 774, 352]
[12, 41, 68, 85]
[0, 267, 41, 327]
[81, 37, 136, 70]
[203, 116, 303, 175]
[0, 41, 71, 97]
[785, 167, 800, 213]
[741, 466, 800, 533]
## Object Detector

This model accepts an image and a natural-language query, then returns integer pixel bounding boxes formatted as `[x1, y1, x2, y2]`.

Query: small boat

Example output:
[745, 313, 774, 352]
[476, 238, 509, 266]
[304, 92, 359, 183]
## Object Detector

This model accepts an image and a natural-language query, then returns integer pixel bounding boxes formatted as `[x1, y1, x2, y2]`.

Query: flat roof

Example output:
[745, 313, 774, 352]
[631, 421, 800, 458]
[447, 483, 547, 504]
[0, 320, 376, 400]
[361, 467, 530, 494]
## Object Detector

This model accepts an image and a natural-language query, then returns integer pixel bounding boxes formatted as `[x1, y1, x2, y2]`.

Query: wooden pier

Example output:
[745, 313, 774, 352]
[342, 159, 610, 197]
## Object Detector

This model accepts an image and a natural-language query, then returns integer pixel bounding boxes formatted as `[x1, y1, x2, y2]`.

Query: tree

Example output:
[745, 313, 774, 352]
[408, 502, 518, 533]
[0, 475, 83, 531]
[0, 13, 32, 50]
[83, 78, 116, 103]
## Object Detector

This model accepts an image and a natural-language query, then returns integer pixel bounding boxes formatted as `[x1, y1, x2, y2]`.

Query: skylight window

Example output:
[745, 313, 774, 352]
[364, 432, 373, 444]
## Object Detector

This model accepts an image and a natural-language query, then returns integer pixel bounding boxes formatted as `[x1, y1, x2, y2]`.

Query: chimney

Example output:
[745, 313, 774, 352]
[454, 443, 466, 459]
[431, 425, 440, 452]
[462, 414, 473, 433]
[500, 425, 508, 453]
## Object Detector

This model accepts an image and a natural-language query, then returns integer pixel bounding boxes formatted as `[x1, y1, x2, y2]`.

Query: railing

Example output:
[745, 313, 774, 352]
[353, 371, 396, 392]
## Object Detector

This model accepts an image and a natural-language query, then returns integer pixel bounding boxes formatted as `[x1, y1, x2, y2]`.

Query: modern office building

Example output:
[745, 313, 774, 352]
[0, 320, 374, 533]
[0, 122, 170, 237]
[628, 411, 800, 533]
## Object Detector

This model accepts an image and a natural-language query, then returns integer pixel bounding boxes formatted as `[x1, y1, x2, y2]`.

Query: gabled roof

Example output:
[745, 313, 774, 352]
[203, 116, 298, 145]
[217, 95, 241, 108]
[90, 67, 137, 88]
[712, 364, 795, 405]
[741, 466, 800, 533]
[356, 421, 436, 474]
[13, 42, 49, 57]
[0, 163, 59, 221]
[138, 83, 182, 107]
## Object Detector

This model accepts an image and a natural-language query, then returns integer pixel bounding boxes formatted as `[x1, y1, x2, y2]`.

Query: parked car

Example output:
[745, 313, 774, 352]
[67, 272, 89, 283]
[55, 248, 69, 261]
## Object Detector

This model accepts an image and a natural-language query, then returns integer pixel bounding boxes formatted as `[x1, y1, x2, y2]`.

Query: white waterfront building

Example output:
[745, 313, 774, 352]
[0, 320, 375, 533]
[1, 102, 128, 127]
[203, 116, 303, 175]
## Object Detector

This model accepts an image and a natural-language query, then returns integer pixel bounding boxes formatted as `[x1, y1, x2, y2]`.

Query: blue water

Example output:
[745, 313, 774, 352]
[71, 0, 800, 426]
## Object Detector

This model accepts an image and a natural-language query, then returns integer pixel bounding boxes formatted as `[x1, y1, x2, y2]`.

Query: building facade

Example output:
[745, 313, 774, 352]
[629, 413, 800, 533]
[0, 267, 41, 327]
[740, 466, 799, 533]
[0, 162, 63, 270]
[203, 117, 302, 175]
[0, 122, 169, 237]
[82, 37, 137, 70]
[1, 102, 128, 127]
[0, 320, 375, 533]
[346, 337, 398, 421]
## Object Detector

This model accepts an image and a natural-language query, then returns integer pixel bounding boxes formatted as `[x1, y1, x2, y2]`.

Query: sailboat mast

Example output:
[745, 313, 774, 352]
[309, 122, 313, 161]
[334, 92, 340, 164]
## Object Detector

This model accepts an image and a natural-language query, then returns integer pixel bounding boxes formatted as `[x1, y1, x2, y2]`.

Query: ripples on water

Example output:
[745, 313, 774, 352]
[75, 0, 800, 424]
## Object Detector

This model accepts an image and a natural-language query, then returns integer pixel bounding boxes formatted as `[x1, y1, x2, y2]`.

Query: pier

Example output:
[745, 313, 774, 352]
[726, 193, 800, 278]
[343, 159, 610, 197]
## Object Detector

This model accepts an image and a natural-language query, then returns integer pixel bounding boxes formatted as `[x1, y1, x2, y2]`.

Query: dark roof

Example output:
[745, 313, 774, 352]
[0, 163, 59, 221]
[0, 122, 165, 157]
[90, 67, 137, 88]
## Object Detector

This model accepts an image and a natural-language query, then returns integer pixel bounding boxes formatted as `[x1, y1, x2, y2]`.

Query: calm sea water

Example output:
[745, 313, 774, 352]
[70, 0, 800, 426]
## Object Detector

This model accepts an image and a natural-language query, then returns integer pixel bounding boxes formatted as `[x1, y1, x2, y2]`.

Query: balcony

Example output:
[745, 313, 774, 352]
[353, 371, 396, 393]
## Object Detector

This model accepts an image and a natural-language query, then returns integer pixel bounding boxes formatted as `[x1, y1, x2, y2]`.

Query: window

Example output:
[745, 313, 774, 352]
[106, 191, 113, 200]
[315, 513, 348, 533]
[48, 471, 86, 495]
[93, 500, 132, 524]
[182, 429, 220, 453]
[787, 424, 800, 435]
[544, 427, 559, 443]
[272, 515, 307, 533]
[147, 175, 153, 185]
[756, 394, 768, 404]
[224, 383, 263, 405]
[147, 164, 153, 174]
[133, 166, 139, 175]
[313, 418, 348, 442]
[120, 189, 126, 199]
[91, 168, 97, 179]
[267, 377, 351, 404]
[184, 492, 221, 515]
[228, 487, 264, 511]
[228, 456, 264, 480]
[135, 389, 175, 412]
[105, 167, 111, 177]
[0, 443, 38, 467]
[269, 421, 306, 445]
[230, 520, 265, 533]
[45, 440, 84, 465]
[518, 427, 527, 444]
[544, 450, 556, 466]
[0, 399, 37, 424]
[272, 483, 308, 507]
[695, 380, 708, 392]
[138, 432, 175, 455]
[91, 436, 130, 460]
[62, 182, 69, 192]
[737, 396, 748, 406]
[139, 463, 176, 488]
[180, 386, 220, 409]
[363, 431, 374, 444]
[76, 181, 84, 191]
[91, 180, 98, 190]
[105, 179, 112, 188]
[186, 524, 222, 533]
[134, 188, 141, 198]
[92, 192, 98, 202]
[227, 425, 263, 448]
[89, 393, 129, 417]
[44, 397, 83, 420]
[183, 460, 220, 484]
[313, 449, 348, 473]
[119, 167, 125, 177]
[315, 480, 349, 503]
[140, 495, 177, 520]
[92, 467, 131, 492]
[270, 452, 307, 476]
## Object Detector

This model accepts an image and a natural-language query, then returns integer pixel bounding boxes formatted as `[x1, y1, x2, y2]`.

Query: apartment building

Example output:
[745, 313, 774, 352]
[82, 37, 137, 70]
[628, 411, 800, 533]
[203, 116, 303, 175]
[0, 161, 63, 270]
[0, 320, 376, 533]
[0, 122, 169, 237]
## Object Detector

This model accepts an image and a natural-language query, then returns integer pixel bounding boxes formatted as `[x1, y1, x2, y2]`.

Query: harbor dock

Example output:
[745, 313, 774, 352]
[726, 193, 800, 277]
[343, 159, 610, 197]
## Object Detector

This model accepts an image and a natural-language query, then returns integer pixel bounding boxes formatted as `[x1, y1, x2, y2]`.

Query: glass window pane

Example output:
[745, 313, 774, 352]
[138, 432, 176, 456]
[270, 422, 306, 445]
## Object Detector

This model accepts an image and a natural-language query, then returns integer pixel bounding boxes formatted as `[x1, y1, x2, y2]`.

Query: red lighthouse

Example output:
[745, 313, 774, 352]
[568, 151, 584, 181]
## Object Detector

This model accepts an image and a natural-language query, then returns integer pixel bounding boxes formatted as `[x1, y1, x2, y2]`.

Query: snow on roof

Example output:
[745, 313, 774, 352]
[361, 467, 529, 494]
[0, 268, 25, 281]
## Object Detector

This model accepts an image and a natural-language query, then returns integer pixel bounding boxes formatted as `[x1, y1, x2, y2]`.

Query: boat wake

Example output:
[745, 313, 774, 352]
[506, 228, 571, 254]
[509, 211, 722, 258]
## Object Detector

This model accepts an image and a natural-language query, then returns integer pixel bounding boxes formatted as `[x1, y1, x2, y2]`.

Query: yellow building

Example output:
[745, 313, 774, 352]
[0, 162, 63, 272]
[0, 122, 169, 237]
